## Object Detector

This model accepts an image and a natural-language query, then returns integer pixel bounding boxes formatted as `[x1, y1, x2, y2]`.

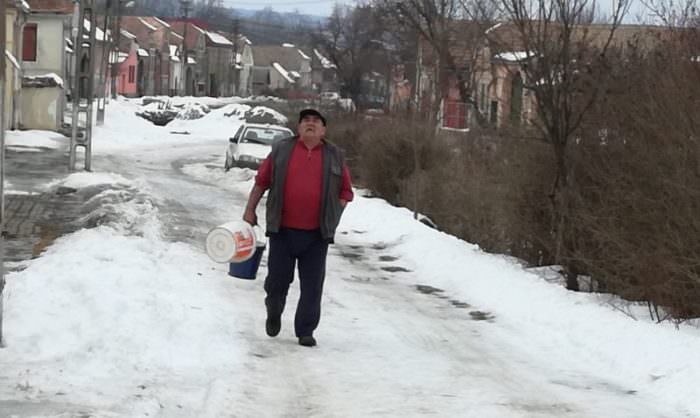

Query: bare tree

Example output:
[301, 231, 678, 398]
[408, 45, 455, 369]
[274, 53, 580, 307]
[640, 0, 697, 27]
[376, 0, 498, 122]
[311, 4, 387, 108]
[495, 0, 630, 289]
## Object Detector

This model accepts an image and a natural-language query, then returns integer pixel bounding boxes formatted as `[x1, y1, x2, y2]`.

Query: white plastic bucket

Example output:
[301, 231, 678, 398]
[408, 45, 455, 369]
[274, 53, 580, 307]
[206, 221, 263, 263]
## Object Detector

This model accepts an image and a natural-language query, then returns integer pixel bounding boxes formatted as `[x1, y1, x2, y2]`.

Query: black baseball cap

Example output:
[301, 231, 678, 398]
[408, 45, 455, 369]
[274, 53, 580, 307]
[299, 108, 327, 126]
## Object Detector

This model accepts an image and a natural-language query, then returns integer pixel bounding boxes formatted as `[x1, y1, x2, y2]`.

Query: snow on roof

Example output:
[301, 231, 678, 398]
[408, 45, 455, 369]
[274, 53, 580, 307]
[152, 16, 171, 28]
[290, 71, 301, 78]
[5, 50, 21, 70]
[171, 31, 183, 40]
[241, 36, 252, 45]
[495, 51, 532, 62]
[191, 24, 205, 34]
[109, 51, 129, 63]
[206, 31, 233, 46]
[121, 29, 136, 39]
[272, 62, 295, 83]
[485, 22, 503, 34]
[282, 43, 294, 48]
[23, 73, 64, 88]
[297, 49, 310, 60]
[314, 49, 336, 69]
[138, 48, 149, 57]
[187, 56, 196, 64]
[84, 19, 109, 41]
[137, 17, 158, 31]
[21, 0, 30, 11]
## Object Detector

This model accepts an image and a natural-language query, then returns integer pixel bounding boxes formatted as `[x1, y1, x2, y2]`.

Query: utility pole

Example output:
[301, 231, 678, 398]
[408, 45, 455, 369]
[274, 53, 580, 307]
[110, 0, 121, 99]
[96, 0, 114, 125]
[69, 0, 98, 171]
[0, 0, 8, 347]
[96, 0, 113, 125]
[180, 0, 191, 96]
[231, 18, 239, 96]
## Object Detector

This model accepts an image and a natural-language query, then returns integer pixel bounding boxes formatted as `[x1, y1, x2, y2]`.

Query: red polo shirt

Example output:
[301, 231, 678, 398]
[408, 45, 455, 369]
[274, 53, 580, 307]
[255, 139, 354, 230]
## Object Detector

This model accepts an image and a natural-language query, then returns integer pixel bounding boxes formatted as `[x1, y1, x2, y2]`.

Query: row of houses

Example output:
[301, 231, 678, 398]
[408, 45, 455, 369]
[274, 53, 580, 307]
[414, 21, 674, 130]
[3, 0, 340, 132]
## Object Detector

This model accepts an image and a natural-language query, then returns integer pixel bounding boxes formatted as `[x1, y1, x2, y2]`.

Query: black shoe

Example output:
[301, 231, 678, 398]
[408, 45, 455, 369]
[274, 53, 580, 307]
[266, 317, 281, 337]
[298, 336, 317, 347]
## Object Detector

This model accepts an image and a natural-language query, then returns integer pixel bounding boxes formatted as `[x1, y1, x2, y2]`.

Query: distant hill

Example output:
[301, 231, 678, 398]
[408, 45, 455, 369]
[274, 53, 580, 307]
[125, 1, 325, 46]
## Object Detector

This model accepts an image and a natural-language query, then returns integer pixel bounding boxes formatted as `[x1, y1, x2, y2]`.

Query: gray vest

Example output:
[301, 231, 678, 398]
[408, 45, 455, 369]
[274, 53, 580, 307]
[265, 137, 346, 242]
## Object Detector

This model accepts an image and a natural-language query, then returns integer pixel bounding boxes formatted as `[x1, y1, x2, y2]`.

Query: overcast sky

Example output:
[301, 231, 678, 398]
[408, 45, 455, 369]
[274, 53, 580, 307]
[225, 0, 652, 20]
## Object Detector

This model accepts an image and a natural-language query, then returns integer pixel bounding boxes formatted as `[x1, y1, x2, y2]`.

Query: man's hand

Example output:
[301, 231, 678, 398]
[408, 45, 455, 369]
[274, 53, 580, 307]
[244, 184, 265, 226]
[243, 209, 258, 226]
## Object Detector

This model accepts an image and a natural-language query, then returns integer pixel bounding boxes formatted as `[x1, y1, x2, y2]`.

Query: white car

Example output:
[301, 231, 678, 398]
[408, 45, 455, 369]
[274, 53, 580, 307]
[225, 123, 294, 170]
[320, 91, 340, 104]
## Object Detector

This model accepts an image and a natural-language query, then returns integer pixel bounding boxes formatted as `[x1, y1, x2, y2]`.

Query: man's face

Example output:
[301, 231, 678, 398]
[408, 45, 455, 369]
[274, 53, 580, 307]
[298, 115, 326, 140]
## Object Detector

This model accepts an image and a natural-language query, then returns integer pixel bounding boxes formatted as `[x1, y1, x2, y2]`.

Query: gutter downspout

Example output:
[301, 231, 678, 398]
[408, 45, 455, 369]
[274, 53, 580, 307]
[12, 8, 26, 129]
[1, 0, 8, 347]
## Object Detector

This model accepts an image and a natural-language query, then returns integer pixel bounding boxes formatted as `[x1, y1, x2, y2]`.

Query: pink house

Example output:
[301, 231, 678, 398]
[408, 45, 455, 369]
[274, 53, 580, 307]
[115, 29, 139, 96]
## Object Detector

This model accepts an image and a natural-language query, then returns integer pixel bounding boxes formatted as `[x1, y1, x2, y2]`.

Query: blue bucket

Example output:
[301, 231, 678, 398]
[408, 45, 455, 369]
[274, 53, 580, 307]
[228, 244, 265, 280]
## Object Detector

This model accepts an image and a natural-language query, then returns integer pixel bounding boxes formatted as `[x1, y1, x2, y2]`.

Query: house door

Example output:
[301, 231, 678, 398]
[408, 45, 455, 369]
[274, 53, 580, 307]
[137, 59, 145, 96]
[510, 72, 523, 125]
[490, 100, 498, 125]
[186, 67, 193, 95]
[209, 73, 217, 97]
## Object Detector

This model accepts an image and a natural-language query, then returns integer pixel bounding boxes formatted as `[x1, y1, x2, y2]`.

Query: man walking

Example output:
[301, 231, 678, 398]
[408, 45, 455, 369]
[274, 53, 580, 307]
[243, 109, 353, 347]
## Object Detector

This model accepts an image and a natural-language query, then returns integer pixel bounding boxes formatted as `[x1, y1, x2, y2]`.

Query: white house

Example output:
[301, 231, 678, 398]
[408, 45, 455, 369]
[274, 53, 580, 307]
[21, 0, 73, 130]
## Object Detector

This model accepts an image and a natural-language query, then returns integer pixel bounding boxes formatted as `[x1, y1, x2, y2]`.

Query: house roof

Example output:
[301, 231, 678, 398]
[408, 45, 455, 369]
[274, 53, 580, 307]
[169, 21, 204, 50]
[419, 19, 675, 69]
[206, 31, 233, 47]
[26, 0, 72, 14]
[486, 21, 672, 54]
[253, 45, 310, 71]
[313, 49, 335, 69]
[120, 16, 155, 46]
[272, 62, 295, 83]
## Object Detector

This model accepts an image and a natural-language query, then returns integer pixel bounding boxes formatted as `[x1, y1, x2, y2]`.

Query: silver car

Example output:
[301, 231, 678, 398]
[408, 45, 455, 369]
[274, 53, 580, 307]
[225, 123, 294, 170]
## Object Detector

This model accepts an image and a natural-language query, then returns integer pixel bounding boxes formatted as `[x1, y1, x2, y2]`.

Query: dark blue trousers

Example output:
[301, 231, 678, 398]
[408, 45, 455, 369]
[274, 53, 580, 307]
[264, 228, 329, 338]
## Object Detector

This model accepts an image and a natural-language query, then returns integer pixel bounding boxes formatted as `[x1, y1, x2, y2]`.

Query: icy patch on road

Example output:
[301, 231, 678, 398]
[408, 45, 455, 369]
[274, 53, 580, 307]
[46, 171, 133, 190]
[181, 163, 255, 194]
[43, 171, 162, 240]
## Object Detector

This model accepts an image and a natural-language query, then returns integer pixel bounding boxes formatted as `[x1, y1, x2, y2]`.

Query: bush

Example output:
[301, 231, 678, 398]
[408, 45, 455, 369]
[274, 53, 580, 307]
[566, 41, 700, 319]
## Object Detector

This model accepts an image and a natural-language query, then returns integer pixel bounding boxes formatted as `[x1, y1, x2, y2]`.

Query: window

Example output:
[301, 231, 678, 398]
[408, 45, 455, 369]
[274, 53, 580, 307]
[128, 65, 135, 83]
[22, 24, 38, 62]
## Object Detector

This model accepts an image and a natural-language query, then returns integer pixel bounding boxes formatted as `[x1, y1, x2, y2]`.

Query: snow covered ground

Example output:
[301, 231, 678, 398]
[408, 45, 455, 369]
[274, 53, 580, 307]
[1, 98, 699, 417]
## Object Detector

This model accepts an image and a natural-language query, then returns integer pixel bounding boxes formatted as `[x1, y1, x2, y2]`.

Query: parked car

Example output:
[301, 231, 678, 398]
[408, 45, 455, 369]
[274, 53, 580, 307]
[225, 123, 294, 170]
[320, 91, 340, 104]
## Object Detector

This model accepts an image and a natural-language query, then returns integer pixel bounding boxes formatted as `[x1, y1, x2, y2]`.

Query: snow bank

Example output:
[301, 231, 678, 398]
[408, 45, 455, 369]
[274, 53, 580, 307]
[176, 102, 211, 120]
[5, 130, 68, 149]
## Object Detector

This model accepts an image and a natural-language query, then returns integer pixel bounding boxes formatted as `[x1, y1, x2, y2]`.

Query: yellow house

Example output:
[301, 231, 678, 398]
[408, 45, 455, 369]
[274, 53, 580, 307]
[4, 0, 29, 130]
